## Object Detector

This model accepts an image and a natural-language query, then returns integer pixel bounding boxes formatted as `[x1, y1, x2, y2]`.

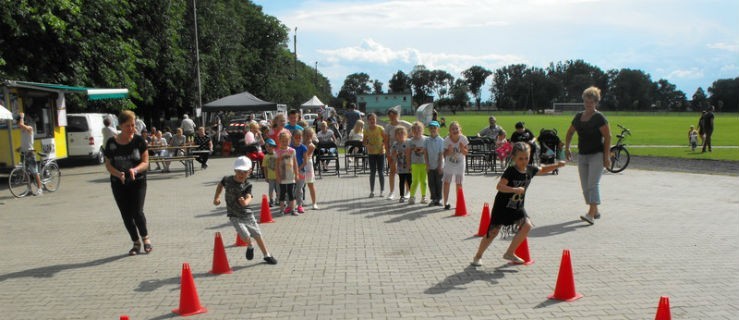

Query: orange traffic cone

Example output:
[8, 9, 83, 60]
[210, 232, 232, 275]
[454, 187, 467, 217]
[475, 203, 491, 236]
[234, 233, 248, 247]
[654, 296, 671, 320]
[512, 237, 534, 265]
[120, 316, 129, 320]
[260, 194, 274, 223]
[548, 249, 582, 301]
[172, 263, 207, 316]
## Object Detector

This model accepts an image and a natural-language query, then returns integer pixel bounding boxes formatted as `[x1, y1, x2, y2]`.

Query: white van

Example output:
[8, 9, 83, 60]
[66, 113, 118, 164]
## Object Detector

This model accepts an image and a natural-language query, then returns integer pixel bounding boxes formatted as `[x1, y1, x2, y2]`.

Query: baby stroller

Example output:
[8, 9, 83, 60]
[538, 128, 563, 175]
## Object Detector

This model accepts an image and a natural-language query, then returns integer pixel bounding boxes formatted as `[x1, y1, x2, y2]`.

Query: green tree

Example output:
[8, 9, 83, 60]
[490, 64, 528, 110]
[337, 72, 371, 103]
[609, 69, 655, 110]
[461, 65, 492, 109]
[372, 80, 384, 94]
[654, 79, 687, 111]
[691, 87, 709, 111]
[388, 70, 411, 93]
[546, 60, 608, 103]
[410, 65, 433, 105]
[708, 77, 739, 112]
[430, 69, 454, 99]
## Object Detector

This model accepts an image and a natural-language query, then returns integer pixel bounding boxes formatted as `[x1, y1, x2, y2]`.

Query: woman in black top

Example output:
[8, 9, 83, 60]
[564, 87, 611, 225]
[104, 110, 152, 255]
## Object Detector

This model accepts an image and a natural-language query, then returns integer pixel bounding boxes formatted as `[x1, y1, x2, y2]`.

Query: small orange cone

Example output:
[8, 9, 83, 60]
[120, 316, 129, 320]
[475, 203, 491, 236]
[234, 233, 248, 247]
[260, 194, 274, 223]
[454, 187, 467, 217]
[172, 263, 207, 316]
[654, 296, 672, 320]
[548, 249, 582, 301]
[210, 232, 232, 275]
[512, 237, 534, 265]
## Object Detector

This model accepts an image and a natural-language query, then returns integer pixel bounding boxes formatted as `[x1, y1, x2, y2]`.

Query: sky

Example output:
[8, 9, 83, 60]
[251, 0, 738, 100]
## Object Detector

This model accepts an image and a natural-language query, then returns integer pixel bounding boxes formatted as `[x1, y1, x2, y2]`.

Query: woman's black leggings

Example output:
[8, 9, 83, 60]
[368, 154, 385, 192]
[111, 178, 148, 242]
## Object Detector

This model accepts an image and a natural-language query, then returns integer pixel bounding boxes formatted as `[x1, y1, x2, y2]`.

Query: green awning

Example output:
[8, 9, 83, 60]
[5, 80, 129, 101]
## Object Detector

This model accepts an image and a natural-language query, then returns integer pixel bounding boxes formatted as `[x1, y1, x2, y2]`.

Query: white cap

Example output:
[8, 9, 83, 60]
[233, 156, 252, 171]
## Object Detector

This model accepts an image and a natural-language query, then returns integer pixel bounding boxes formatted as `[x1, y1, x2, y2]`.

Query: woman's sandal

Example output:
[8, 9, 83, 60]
[143, 237, 153, 254]
[129, 242, 142, 256]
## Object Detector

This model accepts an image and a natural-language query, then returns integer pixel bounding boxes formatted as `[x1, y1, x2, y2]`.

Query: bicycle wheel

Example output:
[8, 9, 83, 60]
[41, 161, 61, 192]
[607, 146, 630, 173]
[8, 167, 31, 198]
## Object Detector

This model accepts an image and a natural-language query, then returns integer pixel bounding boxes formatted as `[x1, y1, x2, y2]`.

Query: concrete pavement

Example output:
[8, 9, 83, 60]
[1, 157, 737, 319]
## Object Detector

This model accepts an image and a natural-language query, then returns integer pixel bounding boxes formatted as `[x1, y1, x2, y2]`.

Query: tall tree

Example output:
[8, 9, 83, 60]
[691, 87, 709, 111]
[708, 77, 739, 112]
[337, 72, 371, 103]
[490, 64, 528, 110]
[609, 69, 655, 110]
[410, 65, 433, 105]
[430, 69, 454, 99]
[462, 65, 492, 109]
[654, 79, 687, 111]
[388, 70, 411, 93]
[546, 60, 608, 103]
[373, 80, 384, 94]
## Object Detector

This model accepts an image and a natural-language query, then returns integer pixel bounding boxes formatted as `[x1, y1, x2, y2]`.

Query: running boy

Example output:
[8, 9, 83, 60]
[424, 121, 444, 206]
[213, 156, 277, 264]
[471, 142, 565, 266]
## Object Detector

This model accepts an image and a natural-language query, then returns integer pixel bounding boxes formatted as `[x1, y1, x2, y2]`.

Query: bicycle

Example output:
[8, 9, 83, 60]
[8, 150, 62, 198]
[607, 124, 631, 173]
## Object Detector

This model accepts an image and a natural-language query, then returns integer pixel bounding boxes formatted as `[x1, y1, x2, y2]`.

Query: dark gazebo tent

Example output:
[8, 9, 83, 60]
[202, 91, 276, 112]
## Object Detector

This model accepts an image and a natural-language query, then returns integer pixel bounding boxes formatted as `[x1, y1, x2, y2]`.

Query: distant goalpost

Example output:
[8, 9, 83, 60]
[546, 102, 584, 114]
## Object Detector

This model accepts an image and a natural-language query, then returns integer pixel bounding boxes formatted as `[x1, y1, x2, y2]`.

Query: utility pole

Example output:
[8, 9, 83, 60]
[314, 61, 318, 89]
[193, 0, 203, 126]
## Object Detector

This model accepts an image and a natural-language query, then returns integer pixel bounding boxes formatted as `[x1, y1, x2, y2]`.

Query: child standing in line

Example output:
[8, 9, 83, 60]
[262, 139, 279, 206]
[391, 127, 411, 203]
[363, 113, 386, 198]
[424, 121, 444, 206]
[291, 130, 308, 214]
[303, 128, 319, 209]
[442, 121, 469, 210]
[471, 142, 565, 266]
[275, 131, 299, 215]
[406, 121, 428, 204]
[213, 156, 277, 264]
[688, 125, 699, 151]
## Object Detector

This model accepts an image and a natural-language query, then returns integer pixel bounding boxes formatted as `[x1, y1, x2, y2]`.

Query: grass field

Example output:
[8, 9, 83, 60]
[399, 112, 739, 161]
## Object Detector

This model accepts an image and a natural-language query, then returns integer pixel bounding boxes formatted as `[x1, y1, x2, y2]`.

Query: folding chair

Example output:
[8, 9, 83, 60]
[343, 140, 368, 175]
[315, 141, 340, 178]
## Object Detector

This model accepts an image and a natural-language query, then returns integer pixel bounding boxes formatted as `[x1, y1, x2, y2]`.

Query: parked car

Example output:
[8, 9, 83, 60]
[66, 113, 118, 164]
[302, 113, 319, 126]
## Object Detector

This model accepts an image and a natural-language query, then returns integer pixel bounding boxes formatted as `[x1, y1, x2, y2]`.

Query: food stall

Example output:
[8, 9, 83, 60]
[1, 80, 128, 173]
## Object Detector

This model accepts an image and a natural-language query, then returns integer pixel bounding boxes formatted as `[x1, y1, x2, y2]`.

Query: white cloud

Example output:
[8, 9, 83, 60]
[319, 39, 526, 73]
[708, 42, 739, 53]
[666, 68, 704, 79]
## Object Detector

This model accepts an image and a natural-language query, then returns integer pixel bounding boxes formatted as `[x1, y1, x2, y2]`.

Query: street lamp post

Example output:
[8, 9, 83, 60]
[193, 0, 203, 126]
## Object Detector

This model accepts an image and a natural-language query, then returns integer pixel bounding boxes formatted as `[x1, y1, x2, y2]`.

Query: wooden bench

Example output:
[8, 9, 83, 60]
[149, 156, 196, 177]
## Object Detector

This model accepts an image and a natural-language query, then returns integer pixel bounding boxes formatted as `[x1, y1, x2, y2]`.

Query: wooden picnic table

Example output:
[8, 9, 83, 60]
[148, 145, 201, 177]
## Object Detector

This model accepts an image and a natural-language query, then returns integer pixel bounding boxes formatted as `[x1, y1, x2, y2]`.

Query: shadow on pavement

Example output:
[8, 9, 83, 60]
[194, 207, 226, 218]
[424, 264, 518, 294]
[0, 254, 128, 282]
[528, 220, 588, 238]
[135, 264, 261, 293]
[533, 298, 566, 309]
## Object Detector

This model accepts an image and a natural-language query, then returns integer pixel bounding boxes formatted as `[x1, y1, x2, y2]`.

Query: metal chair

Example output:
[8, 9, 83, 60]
[315, 141, 340, 178]
[343, 140, 368, 175]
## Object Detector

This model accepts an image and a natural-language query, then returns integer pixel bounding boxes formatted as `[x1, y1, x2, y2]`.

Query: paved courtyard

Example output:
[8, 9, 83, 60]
[1, 157, 737, 319]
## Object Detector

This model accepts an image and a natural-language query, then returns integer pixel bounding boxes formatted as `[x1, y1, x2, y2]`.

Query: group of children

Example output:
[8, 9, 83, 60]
[212, 111, 567, 267]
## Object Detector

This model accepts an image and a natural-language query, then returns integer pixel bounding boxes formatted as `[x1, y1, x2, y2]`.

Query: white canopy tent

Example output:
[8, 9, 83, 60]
[0, 104, 12, 120]
[300, 96, 326, 114]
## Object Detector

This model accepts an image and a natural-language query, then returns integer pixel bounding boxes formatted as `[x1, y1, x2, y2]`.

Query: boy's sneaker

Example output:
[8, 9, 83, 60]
[245, 247, 254, 260]
[408, 197, 415, 204]
[421, 196, 428, 204]
[297, 206, 305, 214]
[263, 256, 278, 265]
[386, 192, 396, 200]
[399, 197, 405, 203]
